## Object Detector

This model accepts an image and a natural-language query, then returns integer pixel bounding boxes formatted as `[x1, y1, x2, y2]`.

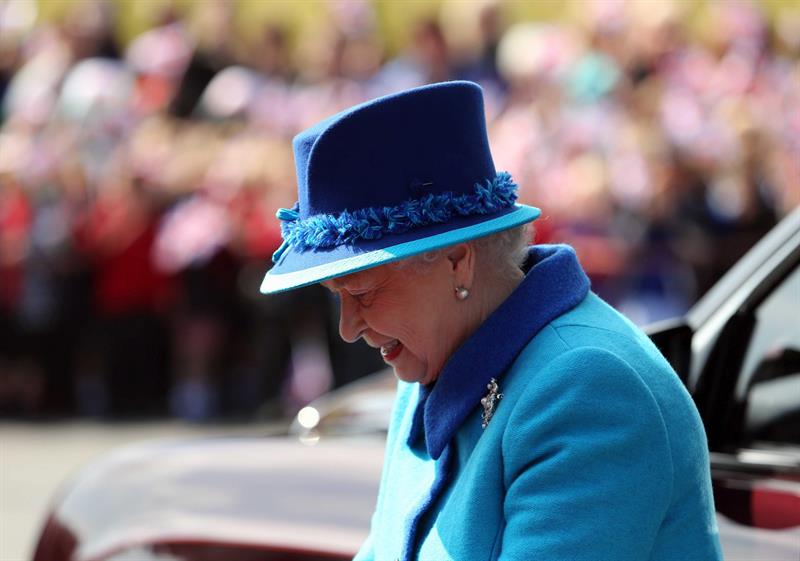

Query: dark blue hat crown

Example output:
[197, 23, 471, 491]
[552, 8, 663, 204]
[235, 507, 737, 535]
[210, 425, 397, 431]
[294, 81, 496, 217]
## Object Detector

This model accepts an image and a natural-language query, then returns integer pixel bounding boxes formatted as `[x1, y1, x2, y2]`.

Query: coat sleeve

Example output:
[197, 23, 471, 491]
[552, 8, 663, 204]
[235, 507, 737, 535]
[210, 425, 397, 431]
[353, 380, 414, 561]
[498, 347, 674, 561]
[352, 525, 375, 561]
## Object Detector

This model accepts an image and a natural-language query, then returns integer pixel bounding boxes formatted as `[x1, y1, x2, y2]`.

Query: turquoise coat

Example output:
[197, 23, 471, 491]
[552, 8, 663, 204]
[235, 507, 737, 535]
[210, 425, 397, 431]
[354, 245, 722, 561]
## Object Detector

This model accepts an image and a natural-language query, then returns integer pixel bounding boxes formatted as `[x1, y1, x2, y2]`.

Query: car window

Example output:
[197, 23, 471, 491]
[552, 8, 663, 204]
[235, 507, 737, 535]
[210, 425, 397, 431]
[738, 265, 800, 445]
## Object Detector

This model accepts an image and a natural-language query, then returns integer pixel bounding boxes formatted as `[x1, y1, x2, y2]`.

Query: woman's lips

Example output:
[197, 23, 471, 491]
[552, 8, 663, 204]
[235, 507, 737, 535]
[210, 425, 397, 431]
[380, 340, 403, 361]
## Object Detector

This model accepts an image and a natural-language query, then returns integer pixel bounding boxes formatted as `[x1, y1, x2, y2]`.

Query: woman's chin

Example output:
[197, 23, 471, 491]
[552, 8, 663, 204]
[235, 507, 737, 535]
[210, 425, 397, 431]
[382, 346, 432, 384]
[391, 364, 433, 385]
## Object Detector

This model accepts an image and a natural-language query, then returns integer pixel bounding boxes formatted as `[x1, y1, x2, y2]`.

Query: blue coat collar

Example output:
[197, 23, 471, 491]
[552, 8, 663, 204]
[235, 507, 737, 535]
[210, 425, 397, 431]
[409, 244, 590, 459]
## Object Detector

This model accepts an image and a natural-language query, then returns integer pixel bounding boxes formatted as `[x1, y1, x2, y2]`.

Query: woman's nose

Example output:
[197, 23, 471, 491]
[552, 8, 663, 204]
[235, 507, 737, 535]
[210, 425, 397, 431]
[338, 294, 364, 343]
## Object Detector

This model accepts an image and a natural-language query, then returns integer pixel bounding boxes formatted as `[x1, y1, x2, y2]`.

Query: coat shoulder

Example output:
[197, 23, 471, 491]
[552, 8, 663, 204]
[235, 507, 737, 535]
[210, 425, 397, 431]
[509, 291, 710, 492]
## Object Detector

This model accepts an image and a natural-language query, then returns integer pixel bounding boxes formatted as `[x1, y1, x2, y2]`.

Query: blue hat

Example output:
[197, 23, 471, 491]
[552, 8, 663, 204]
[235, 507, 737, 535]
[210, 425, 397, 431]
[260, 81, 540, 294]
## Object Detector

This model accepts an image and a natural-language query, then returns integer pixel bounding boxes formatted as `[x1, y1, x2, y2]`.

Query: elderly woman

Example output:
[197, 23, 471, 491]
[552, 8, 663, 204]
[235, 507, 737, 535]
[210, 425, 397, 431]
[261, 82, 722, 561]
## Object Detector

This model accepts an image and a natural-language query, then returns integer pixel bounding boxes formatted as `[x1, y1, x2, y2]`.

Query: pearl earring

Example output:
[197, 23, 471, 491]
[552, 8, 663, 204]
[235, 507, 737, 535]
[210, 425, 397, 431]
[456, 287, 469, 300]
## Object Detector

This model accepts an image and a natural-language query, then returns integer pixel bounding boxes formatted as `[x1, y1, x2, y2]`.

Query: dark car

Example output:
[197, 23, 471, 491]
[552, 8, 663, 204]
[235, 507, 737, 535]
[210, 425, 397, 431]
[33, 208, 800, 561]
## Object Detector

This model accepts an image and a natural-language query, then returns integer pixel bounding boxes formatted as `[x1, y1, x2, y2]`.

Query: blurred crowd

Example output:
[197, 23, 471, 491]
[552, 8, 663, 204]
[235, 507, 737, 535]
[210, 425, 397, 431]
[0, 0, 797, 420]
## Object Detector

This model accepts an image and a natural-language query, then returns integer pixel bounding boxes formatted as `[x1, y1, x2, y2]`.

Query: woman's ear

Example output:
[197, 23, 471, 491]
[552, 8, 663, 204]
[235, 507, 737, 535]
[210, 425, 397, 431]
[445, 243, 476, 290]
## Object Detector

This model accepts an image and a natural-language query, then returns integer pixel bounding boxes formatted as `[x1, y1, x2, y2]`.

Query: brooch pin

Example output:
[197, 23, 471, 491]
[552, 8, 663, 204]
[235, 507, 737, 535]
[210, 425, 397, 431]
[481, 378, 503, 429]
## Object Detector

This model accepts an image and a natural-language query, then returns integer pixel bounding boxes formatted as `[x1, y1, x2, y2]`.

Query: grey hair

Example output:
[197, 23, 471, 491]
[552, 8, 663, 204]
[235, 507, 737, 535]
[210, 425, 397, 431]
[474, 224, 532, 277]
[393, 224, 532, 279]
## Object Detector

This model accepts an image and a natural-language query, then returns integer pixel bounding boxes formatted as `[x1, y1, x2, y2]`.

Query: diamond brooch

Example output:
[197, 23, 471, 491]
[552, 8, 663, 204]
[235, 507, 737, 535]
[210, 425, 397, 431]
[481, 378, 503, 429]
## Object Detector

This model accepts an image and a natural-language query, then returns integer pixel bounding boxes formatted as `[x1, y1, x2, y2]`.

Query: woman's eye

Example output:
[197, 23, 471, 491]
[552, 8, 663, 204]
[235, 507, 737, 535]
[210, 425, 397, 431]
[351, 291, 373, 306]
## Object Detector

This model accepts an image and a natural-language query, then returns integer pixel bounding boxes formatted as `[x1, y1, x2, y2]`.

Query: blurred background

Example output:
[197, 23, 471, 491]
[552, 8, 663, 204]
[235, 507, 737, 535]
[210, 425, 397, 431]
[0, 0, 798, 424]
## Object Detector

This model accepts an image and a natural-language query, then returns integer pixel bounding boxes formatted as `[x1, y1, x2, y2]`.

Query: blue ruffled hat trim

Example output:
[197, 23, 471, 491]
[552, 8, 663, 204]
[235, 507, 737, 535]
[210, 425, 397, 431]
[273, 171, 518, 263]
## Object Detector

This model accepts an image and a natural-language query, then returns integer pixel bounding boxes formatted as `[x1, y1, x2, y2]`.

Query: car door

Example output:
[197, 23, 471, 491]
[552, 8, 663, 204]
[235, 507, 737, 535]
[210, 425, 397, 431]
[698, 247, 800, 561]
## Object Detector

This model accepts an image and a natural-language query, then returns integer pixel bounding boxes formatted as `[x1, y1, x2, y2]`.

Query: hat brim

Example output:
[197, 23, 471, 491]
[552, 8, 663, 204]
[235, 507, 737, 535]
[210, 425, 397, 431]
[260, 204, 541, 294]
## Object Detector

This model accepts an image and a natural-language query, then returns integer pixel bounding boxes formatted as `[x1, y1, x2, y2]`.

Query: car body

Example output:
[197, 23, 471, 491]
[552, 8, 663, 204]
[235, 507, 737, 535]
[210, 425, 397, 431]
[33, 208, 800, 561]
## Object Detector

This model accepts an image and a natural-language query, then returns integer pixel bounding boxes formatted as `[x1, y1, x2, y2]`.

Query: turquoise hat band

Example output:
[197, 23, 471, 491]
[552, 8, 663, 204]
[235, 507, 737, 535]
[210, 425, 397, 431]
[260, 204, 541, 294]
[274, 171, 519, 261]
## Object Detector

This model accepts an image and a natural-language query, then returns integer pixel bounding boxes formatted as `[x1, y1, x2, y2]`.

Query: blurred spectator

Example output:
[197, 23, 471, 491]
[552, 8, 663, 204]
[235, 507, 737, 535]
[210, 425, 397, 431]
[0, 0, 796, 420]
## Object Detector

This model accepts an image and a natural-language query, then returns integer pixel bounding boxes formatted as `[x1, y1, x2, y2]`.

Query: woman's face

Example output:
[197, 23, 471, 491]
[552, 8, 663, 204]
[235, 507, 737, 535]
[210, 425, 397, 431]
[322, 260, 464, 385]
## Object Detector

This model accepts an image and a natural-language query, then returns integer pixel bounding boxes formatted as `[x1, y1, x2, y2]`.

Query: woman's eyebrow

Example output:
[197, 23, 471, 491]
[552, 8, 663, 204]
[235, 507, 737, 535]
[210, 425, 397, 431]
[323, 270, 376, 293]
[320, 280, 341, 292]
[322, 278, 362, 293]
